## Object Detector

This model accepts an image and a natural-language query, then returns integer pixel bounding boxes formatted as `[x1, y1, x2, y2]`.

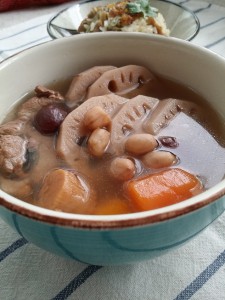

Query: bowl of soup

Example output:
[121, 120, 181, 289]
[0, 33, 225, 265]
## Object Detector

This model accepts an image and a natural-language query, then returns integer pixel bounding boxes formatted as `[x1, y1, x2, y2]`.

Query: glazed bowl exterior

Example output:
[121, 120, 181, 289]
[0, 33, 225, 265]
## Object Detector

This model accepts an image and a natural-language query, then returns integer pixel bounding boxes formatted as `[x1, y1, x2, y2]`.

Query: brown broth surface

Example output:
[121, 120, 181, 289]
[1, 73, 225, 214]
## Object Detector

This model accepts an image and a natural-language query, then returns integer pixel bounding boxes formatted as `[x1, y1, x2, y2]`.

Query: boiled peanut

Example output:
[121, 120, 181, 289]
[83, 106, 111, 131]
[125, 133, 158, 155]
[110, 157, 135, 181]
[142, 151, 177, 169]
[88, 128, 110, 157]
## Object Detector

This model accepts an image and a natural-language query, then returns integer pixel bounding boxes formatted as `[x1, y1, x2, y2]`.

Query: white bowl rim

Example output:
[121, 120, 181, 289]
[0, 32, 225, 229]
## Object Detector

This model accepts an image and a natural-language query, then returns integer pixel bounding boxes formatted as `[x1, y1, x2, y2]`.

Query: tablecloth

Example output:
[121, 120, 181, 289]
[0, 0, 225, 299]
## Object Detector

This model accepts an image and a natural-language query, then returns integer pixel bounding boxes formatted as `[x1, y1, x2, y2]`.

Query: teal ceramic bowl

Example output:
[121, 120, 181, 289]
[0, 33, 225, 265]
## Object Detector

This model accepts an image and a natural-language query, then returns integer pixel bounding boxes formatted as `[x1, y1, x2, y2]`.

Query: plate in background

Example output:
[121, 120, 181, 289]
[47, 0, 200, 40]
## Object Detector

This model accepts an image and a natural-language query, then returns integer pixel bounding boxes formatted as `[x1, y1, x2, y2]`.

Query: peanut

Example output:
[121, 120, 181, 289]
[88, 128, 110, 157]
[125, 133, 158, 155]
[110, 157, 135, 181]
[83, 106, 111, 131]
[142, 151, 177, 169]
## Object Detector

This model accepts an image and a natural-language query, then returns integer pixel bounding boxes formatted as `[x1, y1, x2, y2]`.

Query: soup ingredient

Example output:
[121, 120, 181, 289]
[142, 150, 177, 169]
[110, 95, 158, 154]
[83, 106, 111, 131]
[110, 157, 135, 181]
[66, 66, 116, 105]
[94, 197, 132, 215]
[78, 0, 170, 36]
[86, 65, 155, 98]
[34, 103, 69, 134]
[0, 177, 32, 199]
[57, 94, 126, 165]
[0, 119, 25, 135]
[158, 136, 179, 148]
[37, 168, 94, 214]
[125, 168, 203, 211]
[88, 128, 110, 157]
[143, 98, 197, 135]
[35, 85, 64, 100]
[0, 86, 65, 176]
[2, 65, 225, 215]
[0, 135, 28, 176]
[125, 133, 158, 155]
[18, 86, 64, 121]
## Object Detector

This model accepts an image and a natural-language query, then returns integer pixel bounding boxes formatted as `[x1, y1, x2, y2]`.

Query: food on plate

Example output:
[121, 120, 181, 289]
[0, 64, 225, 215]
[78, 0, 170, 36]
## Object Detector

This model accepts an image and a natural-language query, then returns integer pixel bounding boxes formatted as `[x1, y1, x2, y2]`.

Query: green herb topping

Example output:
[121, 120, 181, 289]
[126, 0, 158, 17]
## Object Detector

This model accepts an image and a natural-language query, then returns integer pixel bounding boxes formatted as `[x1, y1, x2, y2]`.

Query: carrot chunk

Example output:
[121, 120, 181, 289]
[94, 198, 132, 215]
[124, 168, 203, 211]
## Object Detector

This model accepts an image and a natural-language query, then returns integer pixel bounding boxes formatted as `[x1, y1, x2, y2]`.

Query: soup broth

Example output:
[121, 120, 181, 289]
[0, 65, 225, 215]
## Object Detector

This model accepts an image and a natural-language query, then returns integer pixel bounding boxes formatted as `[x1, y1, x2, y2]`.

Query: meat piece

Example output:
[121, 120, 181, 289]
[18, 96, 65, 121]
[86, 65, 155, 99]
[17, 86, 64, 122]
[143, 98, 200, 135]
[56, 94, 127, 167]
[0, 135, 28, 176]
[110, 95, 159, 154]
[0, 119, 25, 135]
[35, 85, 64, 101]
[66, 66, 117, 107]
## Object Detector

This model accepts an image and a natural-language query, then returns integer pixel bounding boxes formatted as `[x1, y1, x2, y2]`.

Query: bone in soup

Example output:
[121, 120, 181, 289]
[1, 65, 225, 215]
